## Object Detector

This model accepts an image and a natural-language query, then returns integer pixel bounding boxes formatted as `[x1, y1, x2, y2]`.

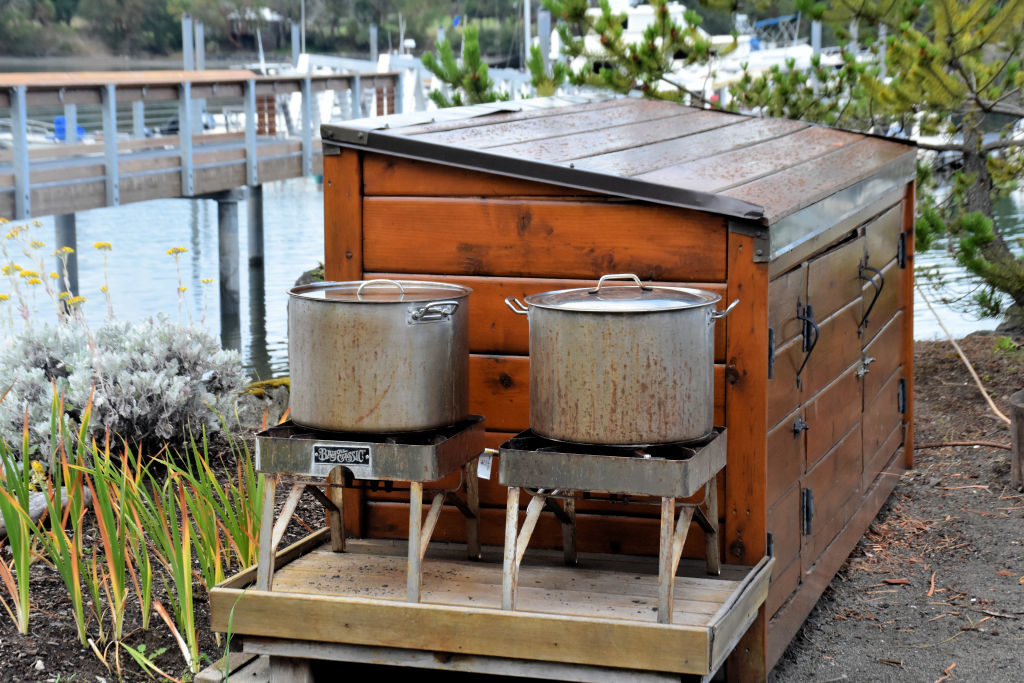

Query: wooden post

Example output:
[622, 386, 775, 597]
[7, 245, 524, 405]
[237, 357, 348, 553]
[902, 181, 916, 469]
[725, 227, 770, 681]
[1010, 390, 1024, 491]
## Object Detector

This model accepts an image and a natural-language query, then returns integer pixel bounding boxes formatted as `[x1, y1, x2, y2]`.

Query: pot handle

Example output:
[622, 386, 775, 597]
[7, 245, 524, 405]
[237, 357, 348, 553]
[410, 300, 459, 323]
[505, 297, 529, 316]
[710, 299, 740, 320]
[357, 279, 406, 299]
[589, 273, 650, 294]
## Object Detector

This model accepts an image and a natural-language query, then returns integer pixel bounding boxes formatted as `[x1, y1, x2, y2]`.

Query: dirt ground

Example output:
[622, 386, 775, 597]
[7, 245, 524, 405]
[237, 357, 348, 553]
[770, 334, 1024, 682]
[0, 336, 1022, 681]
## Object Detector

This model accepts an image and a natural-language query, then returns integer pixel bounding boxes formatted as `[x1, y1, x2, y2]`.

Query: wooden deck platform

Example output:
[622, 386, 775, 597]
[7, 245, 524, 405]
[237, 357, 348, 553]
[210, 530, 773, 679]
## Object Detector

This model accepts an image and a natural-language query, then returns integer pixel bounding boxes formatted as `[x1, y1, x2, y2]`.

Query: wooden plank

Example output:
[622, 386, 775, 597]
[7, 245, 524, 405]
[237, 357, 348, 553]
[362, 154, 588, 197]
[806, 235, 865, 323]
[766, 452, 904, 669]
[216, 528, 332, 590]
[724, 230, 770, 681]
[765, 555, 800, 619]
[766, 485, 800, 577]
[801, 298, 861, 400]
[210, 587, 713, 675]
[864, 203, 903, 267]
[579, 117, 799, 177]
[859, 258, 901, 344]
[637, 126, 858, 193]
[768, 263, 807, 346]
[804, 362, 862, 471]
[273, 550, 738, 612]
[362, 197, 728, 282]
[863, 311, 904, 403]
[489, 110, 727, 162]
[708, 556, 774, 674]
[723, 138, 916, 223]
[900, 182, 916, 468]
[864, 423, 904, 493]
[470, 354, 728, 436]
[862, 366, 904, 464]
[767, 408, 804, 509]
[767, 335, 804, 430]
[365, 503, 717, 559]
[323, 148, 363, 282]
[413, 99, 687, 149]
[801, 425, 862, 572]
[368, 273, 728, 359]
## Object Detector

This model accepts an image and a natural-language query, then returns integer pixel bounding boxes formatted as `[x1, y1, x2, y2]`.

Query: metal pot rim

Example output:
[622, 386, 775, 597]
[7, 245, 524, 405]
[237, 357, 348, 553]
[524, 284, 721, 313]
[289, 279, 472, 304]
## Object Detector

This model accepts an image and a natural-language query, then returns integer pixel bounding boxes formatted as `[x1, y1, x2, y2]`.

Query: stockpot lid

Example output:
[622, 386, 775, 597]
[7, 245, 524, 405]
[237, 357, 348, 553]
[523, 274, 721, 313]
[289, 279, 471, 303]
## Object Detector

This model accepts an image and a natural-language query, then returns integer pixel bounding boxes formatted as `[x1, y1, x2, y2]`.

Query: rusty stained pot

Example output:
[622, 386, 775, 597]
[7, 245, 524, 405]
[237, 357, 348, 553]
[507, 274, 736, 445]
[288, 279, 471, 432]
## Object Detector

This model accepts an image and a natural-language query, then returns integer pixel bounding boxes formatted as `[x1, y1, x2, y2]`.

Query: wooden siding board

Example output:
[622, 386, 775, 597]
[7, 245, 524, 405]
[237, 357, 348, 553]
[806, 236, 865, 323]
[767, 409, 804, 509]
[805, 363, 862, 471]
[864, 204, 903, 267]
[362, 197, 728, 281]
[768, 263, 807, 346]
[362, 155, 586, 197]
[801, 425, 863, 573]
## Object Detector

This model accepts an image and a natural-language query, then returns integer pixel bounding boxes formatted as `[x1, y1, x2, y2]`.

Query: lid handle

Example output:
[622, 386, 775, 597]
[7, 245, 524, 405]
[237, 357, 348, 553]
[356, 279, 406, 299]
[505, 297, 529, 316]
[589, 273, 650, 294]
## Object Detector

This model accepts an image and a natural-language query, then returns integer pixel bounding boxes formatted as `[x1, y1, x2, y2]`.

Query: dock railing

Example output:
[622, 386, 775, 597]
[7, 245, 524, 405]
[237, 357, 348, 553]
[0, 69, 401, 220]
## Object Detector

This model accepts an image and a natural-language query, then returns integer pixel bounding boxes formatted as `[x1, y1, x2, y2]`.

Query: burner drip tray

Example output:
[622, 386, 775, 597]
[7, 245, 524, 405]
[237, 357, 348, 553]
[499, 427, 726, 499]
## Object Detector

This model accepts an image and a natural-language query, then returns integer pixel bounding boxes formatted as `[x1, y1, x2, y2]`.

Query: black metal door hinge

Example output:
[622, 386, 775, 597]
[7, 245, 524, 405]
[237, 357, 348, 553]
[768, 327, 776, 379]
[767, 532, 775, 558]
[802, 488, 815, 536]
[897, 232, 907, 268]
[898, 378, 907, 414]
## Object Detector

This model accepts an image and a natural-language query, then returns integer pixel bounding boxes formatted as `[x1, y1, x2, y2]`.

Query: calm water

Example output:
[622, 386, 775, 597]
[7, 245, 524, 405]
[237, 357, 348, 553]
[3, 179, 1022, 380]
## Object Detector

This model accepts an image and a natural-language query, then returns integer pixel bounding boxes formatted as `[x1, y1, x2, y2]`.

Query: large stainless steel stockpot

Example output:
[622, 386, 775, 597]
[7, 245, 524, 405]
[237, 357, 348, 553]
[506, 274, 736, 445]
[288, 279, 471, 432]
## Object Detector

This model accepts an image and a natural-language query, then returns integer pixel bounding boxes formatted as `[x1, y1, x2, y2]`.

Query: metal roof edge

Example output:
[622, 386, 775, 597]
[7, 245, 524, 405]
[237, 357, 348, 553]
[322, 127, 767, 223]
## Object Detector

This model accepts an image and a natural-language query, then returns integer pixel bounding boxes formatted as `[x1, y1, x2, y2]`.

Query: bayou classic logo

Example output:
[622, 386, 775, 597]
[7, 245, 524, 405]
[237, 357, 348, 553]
[311, 443, 372, 477]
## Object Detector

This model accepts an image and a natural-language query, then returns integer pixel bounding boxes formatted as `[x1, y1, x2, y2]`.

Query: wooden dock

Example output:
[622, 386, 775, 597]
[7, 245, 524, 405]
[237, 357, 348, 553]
[0, 69, 400, 220]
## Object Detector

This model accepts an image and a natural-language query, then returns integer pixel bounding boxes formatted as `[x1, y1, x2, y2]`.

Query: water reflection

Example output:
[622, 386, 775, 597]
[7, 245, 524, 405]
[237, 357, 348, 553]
[247, 264, 272, 381]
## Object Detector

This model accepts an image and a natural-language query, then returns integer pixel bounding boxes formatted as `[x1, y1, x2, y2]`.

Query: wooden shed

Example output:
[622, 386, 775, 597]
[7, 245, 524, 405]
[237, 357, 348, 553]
[213, 94, 917, 680]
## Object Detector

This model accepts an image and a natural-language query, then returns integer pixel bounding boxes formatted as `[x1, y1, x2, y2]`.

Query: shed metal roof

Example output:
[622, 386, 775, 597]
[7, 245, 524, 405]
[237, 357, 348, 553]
[321, 94, 916, 227]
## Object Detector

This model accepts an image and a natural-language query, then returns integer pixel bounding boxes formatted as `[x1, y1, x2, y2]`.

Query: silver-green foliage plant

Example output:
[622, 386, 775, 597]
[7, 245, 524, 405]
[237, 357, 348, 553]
[0, 314, 244, 458]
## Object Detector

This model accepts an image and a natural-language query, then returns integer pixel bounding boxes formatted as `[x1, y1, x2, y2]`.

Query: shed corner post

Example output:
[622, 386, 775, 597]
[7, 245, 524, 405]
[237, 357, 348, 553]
[322, 146, 363, 282]
[901, 180, 916, 469]
[724, 223, 770, 681]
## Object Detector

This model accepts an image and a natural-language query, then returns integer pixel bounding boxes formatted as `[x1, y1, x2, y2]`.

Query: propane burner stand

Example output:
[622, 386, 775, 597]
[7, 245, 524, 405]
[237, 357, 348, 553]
[253, 416, 485, 602]
[498, 427, 726, 624]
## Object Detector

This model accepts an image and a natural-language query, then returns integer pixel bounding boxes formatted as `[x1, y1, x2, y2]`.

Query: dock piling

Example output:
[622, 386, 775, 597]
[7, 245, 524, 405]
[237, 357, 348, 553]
[55, 214, 78, 296]
[215, 189, 243, 349]
[247, 185, 264, 267]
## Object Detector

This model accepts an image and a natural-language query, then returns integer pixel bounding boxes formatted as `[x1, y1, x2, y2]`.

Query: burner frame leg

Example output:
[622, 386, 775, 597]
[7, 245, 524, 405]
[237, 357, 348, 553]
[407, 481, 424, 601]
[560, 496, 576, 566]
[658, 498, 696, 625]
[256, 474, 280, 591]
[327, 467, 346, 552]
[703, 475, 721, 576]
[502, 489, 547, 610]
[464, 456, 481, 560]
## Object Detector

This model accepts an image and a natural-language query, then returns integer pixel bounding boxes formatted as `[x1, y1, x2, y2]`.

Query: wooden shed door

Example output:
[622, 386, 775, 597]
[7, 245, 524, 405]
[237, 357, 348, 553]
[764, 203, 908, 618]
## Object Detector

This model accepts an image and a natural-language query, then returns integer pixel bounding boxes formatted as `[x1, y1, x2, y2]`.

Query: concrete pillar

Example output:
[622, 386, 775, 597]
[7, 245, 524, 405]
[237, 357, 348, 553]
[292, 24, 300, 66]
[216, 189, 243, 350]
[370, 24, 378, 63]
[248, 185, 264, 267]
[55, 214, 78, 296]
[538, 10, 551, 69]
[182, 15, 195, 70]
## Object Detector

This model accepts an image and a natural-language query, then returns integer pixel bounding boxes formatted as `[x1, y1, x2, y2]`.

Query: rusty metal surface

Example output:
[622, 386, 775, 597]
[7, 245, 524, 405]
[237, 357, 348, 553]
[526, 303, 717, 445]
[321, 97, 915, 226]
[254, 416, 485, 481]
[636, 125, 859, 193]
[723, 137, 915, 223]
[498, 427, 727, 499]
[413, 99, 679, 149]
